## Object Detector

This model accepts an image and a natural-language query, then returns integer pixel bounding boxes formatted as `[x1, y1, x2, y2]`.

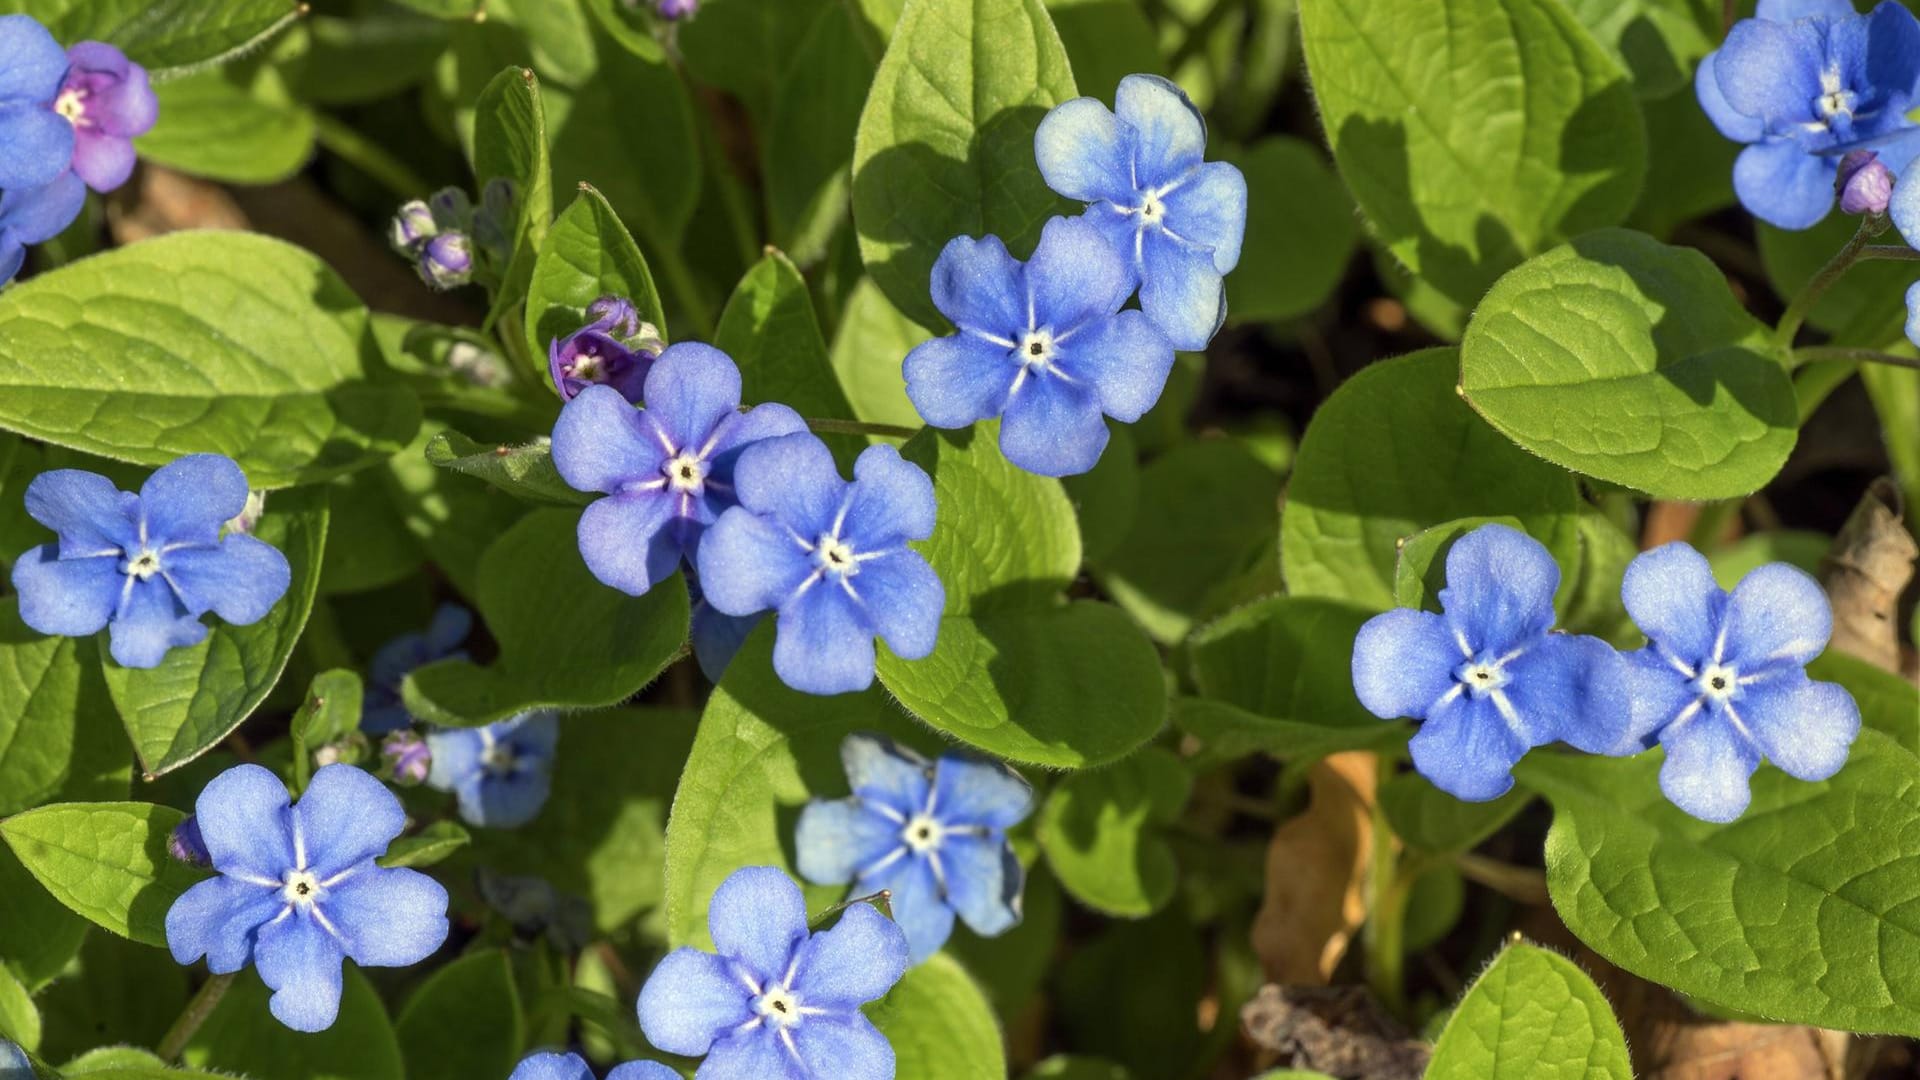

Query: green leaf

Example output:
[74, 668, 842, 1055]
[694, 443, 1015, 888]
[0, 0, 300, 72]
[1426, 941, 1631, 1079]
[1807, 651, 1920, 754]
[287, 669, 363, 793]
[1061, 422, 1138, 567]
[1460, 229, 1798, 499]
[713, 251, 863, 457]
[424, 432, 590, 507]
[0, 844, 88, 992]
[401, 509, 688, 726]
[380, 423, 532, 602]
[525, 185, 666, 367]
[1056, 910, 1207, 1072]
[185, 968, 403, 1080]
[1520, 730, 1920, 1035]
[319, 468, 421, 596]
[1039, 747, 1192, 917]
[870, 953, 1006, 1080]
[471, 65, 555, 327]
[285, 10, 452, 106]
[1224, 137, 1357, 325]
[1281, 347, 1581, 609]
[34, 931, 188, 1065]
[1045, 0, 1165, 106]
[948, 862, 1061, 1018]
[0, 963, 37, 1050]
[663, 628, 924, 950]
[1298, 0, 1645, 308]
[679, 0, 833, 125]
[396, 949, 524, 1080]
[0, 232, 420, 489]
[1391, 515, 1530, 613]
[1561, 0, 1716, 100]
[0, 802, 204, 948]
[1561, 508, 1640, 646]
[829, 278, 930, 430]
[1022, 1056, 1134, 1080]
[1379, 772, 1531, 854]
[1860, 365, 1920, 522]
[1627, 89, 1737, 238]
[378, 821, 472, 870]
[0, 598, 128, 818]
[763, 1, 881, 256]
[134, 64, 314, 185]
[1170, 697, 1409, 772]
[103, 485, 328, 777]
[852, 0, 1077, 328]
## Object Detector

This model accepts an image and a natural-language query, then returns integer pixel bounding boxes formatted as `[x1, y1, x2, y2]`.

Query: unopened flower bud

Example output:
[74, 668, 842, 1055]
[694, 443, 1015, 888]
[657, 0, 698, 19]
[417, 232, 474, 290]
[224, 490, 267, 536]
[1838, 150, 1893, 216]
[389, 199, 436, 253]
[383, 731, 432, 786]
[428, 186, 473, 230]
[169, 815, 211, 866]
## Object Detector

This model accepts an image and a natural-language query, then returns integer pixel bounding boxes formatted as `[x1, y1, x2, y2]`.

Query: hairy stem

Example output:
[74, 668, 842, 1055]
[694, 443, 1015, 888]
[1774, 217, 1883, 346]
[1363, 758, 1409, 1017]
[1794, 346, 1920, 371]
[158, 972, 236, 1062]
[805, 417, 921, 439]
[1453, 853, 1550, 905]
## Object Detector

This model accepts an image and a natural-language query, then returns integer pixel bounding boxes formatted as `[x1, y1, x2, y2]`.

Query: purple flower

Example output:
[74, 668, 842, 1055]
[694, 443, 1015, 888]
[417, 232, 473, 289]
[548, 327, 650, 403]
[53, 40, 157, 193]
[382, 731, 432, 786]
[657, 0, 699, 19]
[550, 343, 806, 596]
[9, 454, 292, 669]
[0, 170, 83, 284]
[389, 199, 436, 252]
[697, 434, 943, 696]
[362, 604, 472, 735]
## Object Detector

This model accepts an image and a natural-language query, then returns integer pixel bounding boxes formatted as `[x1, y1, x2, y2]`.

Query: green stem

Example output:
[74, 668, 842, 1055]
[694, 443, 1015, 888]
[1859, 244, 1920, 262]
[1167, 0, 1241, 70]
[1793, 346, 1920, 372]
[1453, 853, 1549, 904]
[157, 972, 235, 1062]
[1364, 758, 1410, 1017]
[1774, 216, 1883, 346]
[311, 112, 433, 201]
[805, 417, 920, 439]
[1688, 497, 1742, 550]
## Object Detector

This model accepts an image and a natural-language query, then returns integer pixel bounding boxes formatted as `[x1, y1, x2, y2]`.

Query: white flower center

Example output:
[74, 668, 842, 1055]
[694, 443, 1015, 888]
[1453, 659, 1511, 698]
[902, 813, 944, 854]
[1017, 330, 1054, 371]
[754, 985, 804, 1028]
[1695, 663, 1740, 702]
[569, 349, 605, 381]
[54, 88, 86, 125]
[123, 549, 162, 581]
[815, 534, 857, 577]
[663, 452, 707, 494]
[1139, 195, 1166, 224]
[281, 869, 324, 907]
[1816, 67, 1857, 121]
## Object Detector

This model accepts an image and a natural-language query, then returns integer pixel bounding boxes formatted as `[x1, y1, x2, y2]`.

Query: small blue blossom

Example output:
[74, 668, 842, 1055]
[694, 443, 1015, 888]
[0, 15, 83, 191]
[637, 866, 908, 1080]
[1350, 524, 1634, 801]
[551, 343, 806, 597]
[1697, 0, 1920, 230]
[1619, 542, 1861, 823]
[362, 604, 473, 735]
[0, 1038, 25, 1079]
[0, 170, 84, 284]
[902, 215, 1174, 477]
[697, 434, 943, 696]
[509, 1051, 678, 1080]
[797, 734, 1030, 963]
[9, 454, 292, 669]
[165, 764, 450, 1032]
[1035, 74, 1247, 350]
[424, 711, 559, 829]
[169, 814, 211, 866]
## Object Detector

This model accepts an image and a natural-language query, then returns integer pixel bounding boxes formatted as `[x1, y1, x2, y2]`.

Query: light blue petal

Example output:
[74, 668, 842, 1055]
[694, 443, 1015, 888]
[1907, 279, 1920, 348]
[607, 1062, 681, 1080]
[23, 468, 137, 557]
[0, 1038, 24, 1078]
[0, 103, 73, 190]
[1115, 74, 1207, 188]
[1501, 634, 1633, 754]
[732, 433, 847, 540]
[1722, 561, 1833, 670]
[577, 491, 681, 596]
[551, 384, 669, 495]
[1437, 523, 1558, 657]
[107, 575, 205, 668]
[790, 1015, 895, 1080]
[424, 727, 485, 792]
[841, 733, 933, 813]
[424, 603, 472, 653]
[697, 507, 814, 617]
[1695, 50, 1766, 142]
[706, 402, 810, 481]
[793, 902, 908, 1007]
[140, 454, 250, 547]
[1408, 693, 1527, 802]
[293, 764, 406, 878]
[1163, 160, 1247, 273]
[701, 1028, 799, 1080]
[903, 332, 1018, 429]
[1351, 608, 1458, 721]
[467, 768, 552, 828]
[1892, 166, 1920, 249]
[165, 874, 283, 972]
[0, 16, 70, 101]
[1026, 215, 1135, 335]
[1716, 17, 1827, 124]
[194, 763, 294, 881]
[321, 865, 449, 966]
[1138, 227, 1226, 351]
[860, 851, 954, 963]
[0, 172, 84, 245]
[1035, 96, 1136, 204]
[773, 578, 877, 695]
[1733, 139, 1835, 230]
[841, 443, 937, 550]
[848, 553, 941, 661]
[0, 232, 23, 285]
[509, 1052, 594, 1080]
[708, 866, 808, 982]
[1658, 711, 1762, 823]
[1619, 647, 1702, 752]
[796, 800, 904, 884]
[636, 947, 755, 1056]
[164, 535, 290, 625]
[641, 342, 744, 451]
[691, 579, 762, 682]
[1056, 309, 1174, 423]
[1737, 669, 1860, 780]
[940, 833, 1023, 938]
[503, 711, 560, 758]
[1756, 0, 1857, 20]
[11, 545, 120, 637]
[1873, 125, 1920, 175]
[931, 753, 1031, 829]
[999, 370, 1109, 477]
[254, 908, 347, 1033]
[1622, 541, 1724, 664]
[1866, 3, 1920, 102]
[928, 233, 1025, 337]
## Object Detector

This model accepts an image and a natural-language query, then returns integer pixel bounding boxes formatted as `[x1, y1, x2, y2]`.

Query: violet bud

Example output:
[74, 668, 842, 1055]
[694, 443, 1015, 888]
[417, 232, 474, 290]
[383, 731, 432, 786]
[428, 186, 473, 230]
[169, 815, 211, 866]
[389, 199, 437, 253]
[1838, 150, 1893, 216]
[657, 0, 698, 19]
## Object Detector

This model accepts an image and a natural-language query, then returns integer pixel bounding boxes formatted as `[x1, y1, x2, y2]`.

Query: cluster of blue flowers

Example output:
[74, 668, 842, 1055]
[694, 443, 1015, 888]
[388, 179, 516, 291]
[0, 14, 156, 283]
[1351, 524, 1861, 823]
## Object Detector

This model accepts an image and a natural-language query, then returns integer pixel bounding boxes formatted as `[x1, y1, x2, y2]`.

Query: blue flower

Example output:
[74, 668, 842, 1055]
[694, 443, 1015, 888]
[0, 15, 82, 192]
[362, 604, 473, 735]
[1035, 74, 1247, 350]
[687, 564, 762, 683]
[53, 40, 158, 193]
[0, 1037, 26, 1079]
[637, 866, 908, 1080]
[797, 734, 1030, 963]
[0, 170, 84, 283]
[424, 711, 559, 828]
[165, 764, 450, 1032]
[509, 1051, 677, 1080]
[1697, 0, 1920, 230]
[902, 216, 1174, 477]
[1350, 524, 1633, 801]
[9, 454, 292, 669]
[552, 343, 806, 597]
[697, 434, 943, 695]
[1619, 542, 1861, 823]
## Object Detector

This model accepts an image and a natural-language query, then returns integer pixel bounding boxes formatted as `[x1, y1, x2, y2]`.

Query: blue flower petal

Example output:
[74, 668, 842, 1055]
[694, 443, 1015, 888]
[1057, 309, 1175, 423]
[424, 603, 472, 653]
[1717, 17, 1827, 125]
[636, 948, 755, 1056]
[1907, 279, 1920, 348]
[1437, 524, 1559, 657]
[23, 468, 138, 557]
[1893, 168, 1920, 250]
[322, 866, 449, 966]
[1163, 160, 1248, 273]
[1733, 139, 1836, 230]
[0, 103, 73, 191]
[850, 555, 942, 661]
[841, 444, 937, 550]
[707, 402, 809, 480]
[1027, 215, 1135, 335]
[0, 232, 24, 285]
[1622, 541, 1724, 665]
[606, 1062, 681, 1080]
[794, 902, 908, 1006]
[1408, 693, 1527, 801]
[107, 575, 205, 668]
[1501, 634, 1632, 754]
[463, 766, 552, 828]
[702, 1029, 797, 1080]
[1865, 2, 1920, 100]
[1695, 50, 1766, 142]
[165, 874, 283, 972]
[1138, 227, 1227, 352]
[641, 342, 743, 452]
[690, 580, 762, 682]
[940, 832, 1023, 937]
[697, 507, 814, 617]
[11, 545, 120, 637]
[841, 734, 933, 813]
[862, 851, 953, 962]
[504, 710, 560, 758]
[999, 371, 1109, 477]
[424, 728, 484, 793]
[1035, 96, 1136, 205]
[734, 433, 848, 541]
[193, 762, 294, 881]
[708, 866, 809, 982]
[903, 332, 1018, 429]
[928, 234, 1025, 336]
[509, 1052, 594, 1080]
[1737, 669, 1860, 780]
[164, 535, 291, 625]
[796, 800, 904, 884]
[0, 16, 70, 102]
[1722, 561, 1833, 670]
[1351, 608, 1458, 721]
[774, 576, 878, 695]
[294, 764, 406, 879]
[552, 384, 669, 494]
[1756, 0, 1857, 20]
[789, 1015, 896, 1080]
[0, 172, 85, 245]
[577, 491, 681, 596]
[254, 908, 347, 1033]
[1658, 711, 1762, 823]
[1621, 647, 1701, 752]
[931, 754, 1031, 829]
[1115, 74, 1207, 188]
[140, 454, 250, 547]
